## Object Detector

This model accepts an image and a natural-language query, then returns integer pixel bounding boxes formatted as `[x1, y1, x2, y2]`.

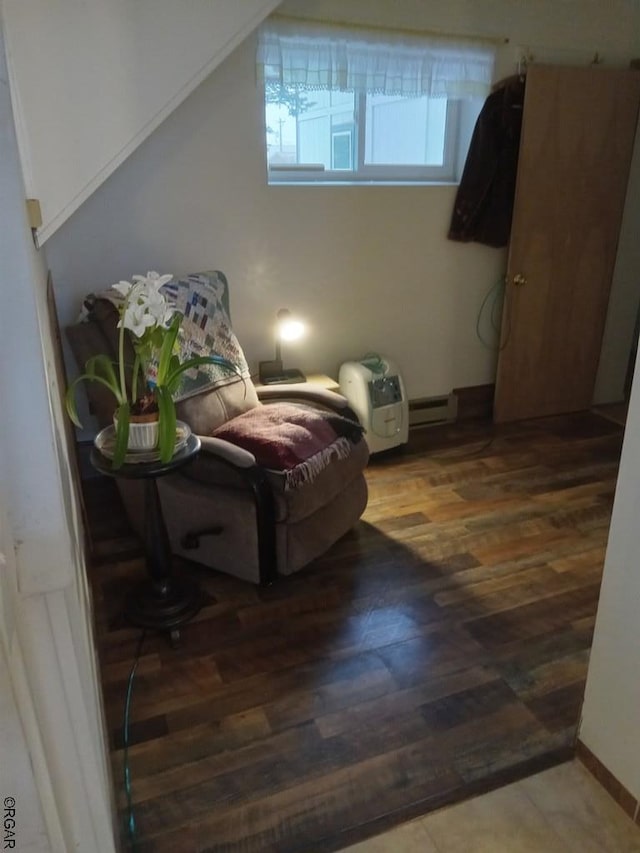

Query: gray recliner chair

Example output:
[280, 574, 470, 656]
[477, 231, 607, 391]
[66, 271, 369, 584]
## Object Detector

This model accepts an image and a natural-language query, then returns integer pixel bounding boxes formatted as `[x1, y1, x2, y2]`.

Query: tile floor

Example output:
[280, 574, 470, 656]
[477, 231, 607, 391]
[341, 761, 640, 852]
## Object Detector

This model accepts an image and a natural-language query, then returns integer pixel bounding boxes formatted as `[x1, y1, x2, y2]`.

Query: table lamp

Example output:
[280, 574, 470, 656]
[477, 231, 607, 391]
[258, 308, 306, 384]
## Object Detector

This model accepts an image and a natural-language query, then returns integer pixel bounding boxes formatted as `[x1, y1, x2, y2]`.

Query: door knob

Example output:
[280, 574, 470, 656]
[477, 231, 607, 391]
[513, 273, 527, 287]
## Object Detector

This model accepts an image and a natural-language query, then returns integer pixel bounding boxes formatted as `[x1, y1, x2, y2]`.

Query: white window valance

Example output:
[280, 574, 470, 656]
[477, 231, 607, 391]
[257, 18, 496, 99]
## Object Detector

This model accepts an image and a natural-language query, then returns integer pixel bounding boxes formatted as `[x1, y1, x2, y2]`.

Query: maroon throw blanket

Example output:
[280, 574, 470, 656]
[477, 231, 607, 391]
[212, 403, 362, 489]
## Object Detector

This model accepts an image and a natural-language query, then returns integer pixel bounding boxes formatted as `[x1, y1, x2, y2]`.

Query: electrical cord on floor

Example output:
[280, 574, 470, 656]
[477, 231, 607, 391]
[123, 629, 147, 849]
[429, 435, 496, 461]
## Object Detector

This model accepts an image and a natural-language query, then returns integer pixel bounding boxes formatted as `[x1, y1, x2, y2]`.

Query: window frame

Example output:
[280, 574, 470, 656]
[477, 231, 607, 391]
[266, 89, 462, 185]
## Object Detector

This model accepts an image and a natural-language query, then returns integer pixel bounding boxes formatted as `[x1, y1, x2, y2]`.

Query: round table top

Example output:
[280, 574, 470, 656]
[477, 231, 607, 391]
[90, 433, 201, 480]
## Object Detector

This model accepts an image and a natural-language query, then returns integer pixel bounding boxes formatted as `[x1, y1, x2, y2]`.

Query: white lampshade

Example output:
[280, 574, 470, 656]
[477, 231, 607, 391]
[259, 308, 308, 384]
[279, 318, 305, 341]
[276, 309, 305, 342]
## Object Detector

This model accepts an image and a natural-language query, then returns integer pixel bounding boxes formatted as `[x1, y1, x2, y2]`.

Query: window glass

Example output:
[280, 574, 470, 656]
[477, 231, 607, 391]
[264, 82, 482, 184]
[364, 94, 448, 167]
[332, 130, 353, 170]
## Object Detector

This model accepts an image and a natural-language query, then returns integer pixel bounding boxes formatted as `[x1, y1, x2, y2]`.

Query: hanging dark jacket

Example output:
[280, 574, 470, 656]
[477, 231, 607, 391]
[448, 76, 525, 248]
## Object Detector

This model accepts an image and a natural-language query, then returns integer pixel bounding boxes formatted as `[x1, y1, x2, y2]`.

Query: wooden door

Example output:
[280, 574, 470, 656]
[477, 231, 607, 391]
[494, 65, 640, 423]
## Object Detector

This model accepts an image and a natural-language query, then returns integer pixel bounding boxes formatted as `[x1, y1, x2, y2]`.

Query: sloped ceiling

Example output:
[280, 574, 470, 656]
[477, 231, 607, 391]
[2, 0, 280, 244]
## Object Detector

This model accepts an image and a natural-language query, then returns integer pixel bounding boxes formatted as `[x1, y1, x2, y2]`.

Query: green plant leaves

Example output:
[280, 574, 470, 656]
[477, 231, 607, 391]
[156, 313, 182, 386]
[86, 354, 120, 388]
[156, 385, 176, 463]
[113, 402, 130, 469]
[64, 356, 124, 429]
[166, 354, 240, 394]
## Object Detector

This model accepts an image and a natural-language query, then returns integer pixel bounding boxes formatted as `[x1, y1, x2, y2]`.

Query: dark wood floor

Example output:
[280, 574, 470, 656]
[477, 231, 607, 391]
[83, 412, 624, 852]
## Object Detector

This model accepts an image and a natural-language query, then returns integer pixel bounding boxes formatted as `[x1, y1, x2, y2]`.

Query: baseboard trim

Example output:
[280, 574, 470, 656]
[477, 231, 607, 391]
[452, 383, 495, 421]
[408, 394, 457, 428]
[576, 739, 640, 824]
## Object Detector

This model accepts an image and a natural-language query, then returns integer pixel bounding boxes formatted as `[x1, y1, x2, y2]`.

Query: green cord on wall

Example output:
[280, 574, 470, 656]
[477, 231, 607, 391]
[476, 276, 507, 350]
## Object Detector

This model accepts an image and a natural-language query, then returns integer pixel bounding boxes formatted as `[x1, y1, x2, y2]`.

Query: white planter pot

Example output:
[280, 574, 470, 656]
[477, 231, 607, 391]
[114, 413, 159, 451]
[127, 418, 159, 451]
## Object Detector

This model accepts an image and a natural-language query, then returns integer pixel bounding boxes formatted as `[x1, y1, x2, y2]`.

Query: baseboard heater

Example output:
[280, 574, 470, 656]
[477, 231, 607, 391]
[408, 394, 458, 428]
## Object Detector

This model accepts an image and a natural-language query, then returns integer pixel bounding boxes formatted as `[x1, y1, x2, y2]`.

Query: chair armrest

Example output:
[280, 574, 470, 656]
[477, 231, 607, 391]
[257, 383, 354, 415]
[185, 434, 277, 585]
[198, 435, 257, 468]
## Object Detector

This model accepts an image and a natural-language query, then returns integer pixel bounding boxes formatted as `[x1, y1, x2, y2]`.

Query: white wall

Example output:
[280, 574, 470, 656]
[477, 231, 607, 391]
[3, 0, 280, 244]
[46, 0, 640, 404]
[0, 639, 51, 853]
[276, 0, 639, 58]
[593, 107, 640, 405]
[579, 341, 640, 801]
[0, 11, 116, 851]
[0, 491, 51, 852]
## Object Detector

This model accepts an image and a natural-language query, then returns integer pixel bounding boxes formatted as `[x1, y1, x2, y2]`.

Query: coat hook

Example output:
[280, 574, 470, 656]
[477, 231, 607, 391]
[518, 50, 535, 78]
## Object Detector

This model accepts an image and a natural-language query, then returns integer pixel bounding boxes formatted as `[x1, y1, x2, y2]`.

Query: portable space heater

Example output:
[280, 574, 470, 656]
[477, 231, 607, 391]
[339, 355, 409, 454]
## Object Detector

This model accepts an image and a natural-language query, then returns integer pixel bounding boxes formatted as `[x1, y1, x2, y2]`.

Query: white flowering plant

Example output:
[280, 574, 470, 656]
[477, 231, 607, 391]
[65, 271, 239, 468]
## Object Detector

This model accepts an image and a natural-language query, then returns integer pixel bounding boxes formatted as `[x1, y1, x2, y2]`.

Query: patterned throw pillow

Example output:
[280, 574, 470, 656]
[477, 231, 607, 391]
[161, 270, 252, 402]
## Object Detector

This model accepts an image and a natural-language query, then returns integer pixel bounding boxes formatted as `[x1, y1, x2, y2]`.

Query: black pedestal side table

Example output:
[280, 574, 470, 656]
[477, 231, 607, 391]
[91, 433, 202, 644]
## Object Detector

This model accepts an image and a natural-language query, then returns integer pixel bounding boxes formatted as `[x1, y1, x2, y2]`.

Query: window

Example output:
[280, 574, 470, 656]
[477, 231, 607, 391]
[265, 86, 464, 182]
[257, 18, 495, 185]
